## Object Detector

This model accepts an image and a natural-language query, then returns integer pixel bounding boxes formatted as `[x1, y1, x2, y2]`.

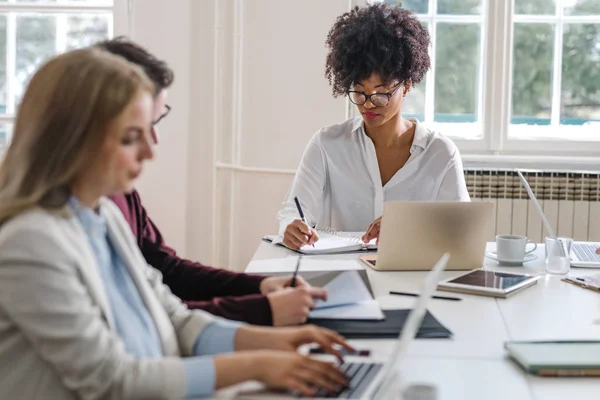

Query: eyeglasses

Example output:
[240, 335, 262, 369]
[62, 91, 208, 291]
[347, 84, 402, 107]
[152, 104, 171, 127]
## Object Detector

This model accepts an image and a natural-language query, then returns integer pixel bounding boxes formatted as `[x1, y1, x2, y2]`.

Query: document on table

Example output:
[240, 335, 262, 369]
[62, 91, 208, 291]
[309, 270, 384, 320]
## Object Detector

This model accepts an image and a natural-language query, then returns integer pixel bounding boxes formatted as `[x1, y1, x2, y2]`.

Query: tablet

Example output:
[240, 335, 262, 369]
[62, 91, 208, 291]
[437, 269, 541, 298]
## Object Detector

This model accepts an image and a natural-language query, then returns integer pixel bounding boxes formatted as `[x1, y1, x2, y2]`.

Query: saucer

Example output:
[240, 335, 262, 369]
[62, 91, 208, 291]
[485, 251, 538, 266]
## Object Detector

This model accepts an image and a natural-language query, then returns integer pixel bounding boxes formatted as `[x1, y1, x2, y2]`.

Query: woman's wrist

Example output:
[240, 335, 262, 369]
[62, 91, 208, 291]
[234, 326, 277, 351]
[213, 352, 263, 389]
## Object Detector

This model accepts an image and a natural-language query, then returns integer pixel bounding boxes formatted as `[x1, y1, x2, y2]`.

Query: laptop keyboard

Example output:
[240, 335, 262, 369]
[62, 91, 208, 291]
[295, 362, 383, 399]
[572, 243, 600, 262]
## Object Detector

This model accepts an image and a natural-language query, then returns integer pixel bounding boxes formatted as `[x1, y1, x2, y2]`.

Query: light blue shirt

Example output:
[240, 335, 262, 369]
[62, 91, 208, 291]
[70, 197, 243, 398]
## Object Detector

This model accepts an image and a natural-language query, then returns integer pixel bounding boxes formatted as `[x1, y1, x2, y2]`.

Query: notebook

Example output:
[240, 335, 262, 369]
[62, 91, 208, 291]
[505, 340, 600, 376]
[263, 229, 377, 255]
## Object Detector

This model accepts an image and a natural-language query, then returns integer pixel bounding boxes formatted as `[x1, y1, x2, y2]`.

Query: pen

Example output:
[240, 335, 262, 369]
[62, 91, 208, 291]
[389, 291, 462, 301]
[293, 196, 315, 247]
[290, 256, 302, 287]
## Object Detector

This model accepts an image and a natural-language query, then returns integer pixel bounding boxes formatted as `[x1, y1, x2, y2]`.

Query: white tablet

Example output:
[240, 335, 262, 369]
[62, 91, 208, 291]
[437, 269, 541, 298]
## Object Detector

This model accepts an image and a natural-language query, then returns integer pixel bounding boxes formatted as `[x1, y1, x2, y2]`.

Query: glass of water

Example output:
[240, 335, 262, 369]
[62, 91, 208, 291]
[545, 237, 573, 275]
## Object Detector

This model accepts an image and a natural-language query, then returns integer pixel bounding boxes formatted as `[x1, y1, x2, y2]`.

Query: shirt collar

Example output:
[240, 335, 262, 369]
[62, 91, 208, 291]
[68, 196, 107, 237]
[409, 118, 429, 151]
[351, 116, 364, 134]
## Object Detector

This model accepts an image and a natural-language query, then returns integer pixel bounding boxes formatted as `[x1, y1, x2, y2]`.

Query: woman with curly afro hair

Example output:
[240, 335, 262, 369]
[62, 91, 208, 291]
[278, 3, 470, 250]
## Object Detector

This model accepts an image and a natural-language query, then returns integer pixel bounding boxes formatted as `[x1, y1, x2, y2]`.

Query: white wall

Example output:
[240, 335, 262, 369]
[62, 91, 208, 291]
[214, 0, 350, 269]
[129, 0, 192, 257]
[130, 0, 351, 270]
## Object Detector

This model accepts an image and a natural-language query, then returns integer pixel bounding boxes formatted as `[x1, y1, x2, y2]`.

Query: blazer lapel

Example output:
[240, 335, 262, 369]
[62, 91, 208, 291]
[101, 203, 175, 355]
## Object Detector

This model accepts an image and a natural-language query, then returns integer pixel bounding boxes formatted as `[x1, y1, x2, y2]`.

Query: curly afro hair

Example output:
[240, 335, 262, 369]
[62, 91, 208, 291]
[325, 3, 430, 97]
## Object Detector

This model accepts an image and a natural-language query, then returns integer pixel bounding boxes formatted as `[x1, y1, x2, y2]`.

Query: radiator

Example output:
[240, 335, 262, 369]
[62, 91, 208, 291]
[465, 169, 600, 242]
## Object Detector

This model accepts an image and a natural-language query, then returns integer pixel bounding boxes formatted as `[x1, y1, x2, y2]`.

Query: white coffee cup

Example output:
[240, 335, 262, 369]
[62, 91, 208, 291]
[495, 234, 538, 261]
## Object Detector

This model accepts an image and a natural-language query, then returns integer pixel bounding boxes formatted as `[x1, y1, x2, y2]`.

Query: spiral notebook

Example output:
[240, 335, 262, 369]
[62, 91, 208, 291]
[263, 229, 377, 255]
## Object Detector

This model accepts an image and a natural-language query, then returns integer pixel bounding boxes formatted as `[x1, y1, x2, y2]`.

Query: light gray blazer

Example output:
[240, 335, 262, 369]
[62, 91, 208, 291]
[0, 198, 217, 399]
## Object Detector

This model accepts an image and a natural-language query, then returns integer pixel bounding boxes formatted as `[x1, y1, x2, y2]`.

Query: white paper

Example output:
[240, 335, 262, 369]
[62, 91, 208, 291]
[264, 232, 375, 254]
[314, 270, 373, 308]
[245, 257, 364, 274]
[309, 300, 384, 320]
[298, 235, 362, 254]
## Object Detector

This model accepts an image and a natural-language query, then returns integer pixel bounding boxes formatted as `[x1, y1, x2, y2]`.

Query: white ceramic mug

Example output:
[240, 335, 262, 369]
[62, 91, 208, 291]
[496, 234, 538, 261]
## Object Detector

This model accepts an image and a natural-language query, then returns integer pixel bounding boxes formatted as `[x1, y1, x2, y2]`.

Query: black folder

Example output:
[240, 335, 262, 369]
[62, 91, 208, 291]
[307, 309, 452, 339]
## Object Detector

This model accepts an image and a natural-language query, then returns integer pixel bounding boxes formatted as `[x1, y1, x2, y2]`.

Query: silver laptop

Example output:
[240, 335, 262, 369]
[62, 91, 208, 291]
[516, 169, 600, 269]
[293, 253, 451, 399]
[360, 202, 493, 271]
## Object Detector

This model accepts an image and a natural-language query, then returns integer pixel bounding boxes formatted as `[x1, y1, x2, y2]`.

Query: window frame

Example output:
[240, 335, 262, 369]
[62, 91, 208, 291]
[0, 0, 129, 144]
[360, 0, 600, 160]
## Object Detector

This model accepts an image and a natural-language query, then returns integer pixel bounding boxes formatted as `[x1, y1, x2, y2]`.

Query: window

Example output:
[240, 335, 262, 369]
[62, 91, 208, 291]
[510, 0, 600, 141]
[0, 0, 125, 151]
[385, 0, 485, 140]
[374, 0, 600, 156]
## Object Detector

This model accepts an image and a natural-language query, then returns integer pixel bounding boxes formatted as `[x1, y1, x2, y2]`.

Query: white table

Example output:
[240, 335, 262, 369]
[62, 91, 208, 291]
[217, 242, 600, 399]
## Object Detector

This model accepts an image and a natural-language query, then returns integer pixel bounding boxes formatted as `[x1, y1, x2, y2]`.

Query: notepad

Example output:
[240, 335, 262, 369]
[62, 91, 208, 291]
[263, 230, 377, 255]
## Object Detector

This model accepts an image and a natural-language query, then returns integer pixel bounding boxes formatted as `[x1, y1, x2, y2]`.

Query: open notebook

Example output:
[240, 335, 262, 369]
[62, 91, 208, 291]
[263, 229, 377, 255]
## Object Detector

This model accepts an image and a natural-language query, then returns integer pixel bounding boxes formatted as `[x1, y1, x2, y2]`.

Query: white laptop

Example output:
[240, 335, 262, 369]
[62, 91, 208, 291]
[241, 253, 450, 399]
[516, 169, 600, 268]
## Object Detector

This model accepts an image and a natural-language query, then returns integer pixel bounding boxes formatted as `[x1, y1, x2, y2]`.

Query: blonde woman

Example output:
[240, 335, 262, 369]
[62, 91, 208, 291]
[0, 48, 350, 399]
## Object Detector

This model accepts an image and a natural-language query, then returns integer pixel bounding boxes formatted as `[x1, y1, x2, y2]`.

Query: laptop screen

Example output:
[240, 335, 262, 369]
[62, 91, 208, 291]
[367, 253, 450, 399]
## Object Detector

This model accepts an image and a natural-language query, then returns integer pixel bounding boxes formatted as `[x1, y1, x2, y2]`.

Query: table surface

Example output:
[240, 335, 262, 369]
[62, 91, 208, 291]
[214, 241, 600, 399]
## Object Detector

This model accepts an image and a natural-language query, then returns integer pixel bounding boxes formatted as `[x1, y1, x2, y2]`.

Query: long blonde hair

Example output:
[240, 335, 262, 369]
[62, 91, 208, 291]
[0, 47, 154, 225]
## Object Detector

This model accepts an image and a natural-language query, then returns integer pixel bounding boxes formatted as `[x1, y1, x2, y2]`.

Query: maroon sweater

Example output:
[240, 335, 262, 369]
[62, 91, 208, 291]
[109, 190, 273, 325]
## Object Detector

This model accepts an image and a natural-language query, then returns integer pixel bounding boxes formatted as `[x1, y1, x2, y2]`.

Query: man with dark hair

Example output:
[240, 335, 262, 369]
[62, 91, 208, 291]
[95, 37, 326, 326]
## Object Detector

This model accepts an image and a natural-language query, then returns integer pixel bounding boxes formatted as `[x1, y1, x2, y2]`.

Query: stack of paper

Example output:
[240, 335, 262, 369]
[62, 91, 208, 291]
[309, 270, 384, 320]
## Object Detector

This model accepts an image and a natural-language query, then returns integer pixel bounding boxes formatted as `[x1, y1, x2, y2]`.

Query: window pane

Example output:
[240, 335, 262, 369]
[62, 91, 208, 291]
[385, 0, 428, 14]
[563, 0, 600, 16]
[15, 13, 110, 107]
[434, 23, 481, 125]
[560, 23, 600, 124]
[16, 14, 56, 108]
[515, 0, 556, 15]
[66, 14, 110, 50]
[0, 123, 13, 153]
[510, 24, 554, 130]
[404, 79, 426, 120]
[437, 0, 482, 15]
[0, 16, 6, 113]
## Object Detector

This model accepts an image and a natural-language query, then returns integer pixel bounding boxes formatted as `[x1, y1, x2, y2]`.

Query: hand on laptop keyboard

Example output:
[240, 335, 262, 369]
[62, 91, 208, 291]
[294, 362, 384, 399]
[270, 325, 356, 363]
[253, 350, 348, 397]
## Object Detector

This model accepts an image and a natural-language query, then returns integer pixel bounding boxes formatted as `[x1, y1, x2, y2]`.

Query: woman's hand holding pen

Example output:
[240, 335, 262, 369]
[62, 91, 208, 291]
[283, 220, 320, 250]
[267, 286, 327, 326]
